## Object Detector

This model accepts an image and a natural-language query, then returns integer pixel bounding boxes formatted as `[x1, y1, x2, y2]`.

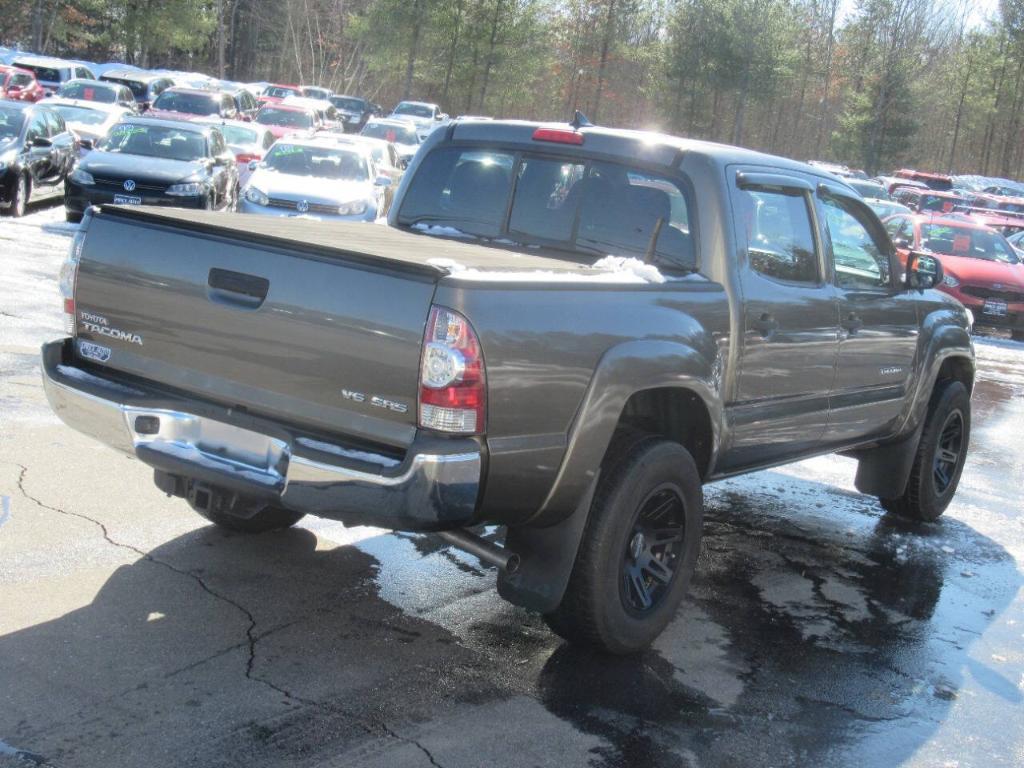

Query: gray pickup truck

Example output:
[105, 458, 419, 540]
[42, 118, 974, 653]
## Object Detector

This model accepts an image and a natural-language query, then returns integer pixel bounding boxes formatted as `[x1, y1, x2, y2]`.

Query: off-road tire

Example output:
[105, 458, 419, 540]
[543, 435, 703, 654]
[880, 380, 970, 522]
[196, 504, 306, 533]
[66, 210, 83, 223]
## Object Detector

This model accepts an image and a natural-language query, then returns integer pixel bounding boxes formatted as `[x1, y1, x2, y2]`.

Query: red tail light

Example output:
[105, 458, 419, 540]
[418, 306, 486, 434]
[235, 153, 261, 163]
[532, 127, 584, 145]
[60, 219, 89, 335]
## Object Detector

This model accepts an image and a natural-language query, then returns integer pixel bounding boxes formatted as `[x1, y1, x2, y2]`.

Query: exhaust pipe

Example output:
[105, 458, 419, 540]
[438, 529, 520, 574]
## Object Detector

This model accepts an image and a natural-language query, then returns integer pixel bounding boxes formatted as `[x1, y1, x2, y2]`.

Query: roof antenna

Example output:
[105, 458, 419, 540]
[570, 110, 592, 130]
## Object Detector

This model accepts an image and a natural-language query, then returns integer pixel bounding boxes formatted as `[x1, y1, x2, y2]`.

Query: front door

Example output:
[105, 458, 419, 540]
[818, 184, 920, 444]
[722, 169, 840, 471]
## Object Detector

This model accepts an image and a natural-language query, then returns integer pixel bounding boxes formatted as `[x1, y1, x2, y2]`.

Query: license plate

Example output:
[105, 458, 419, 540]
[983, 299, 1008, 317]
[113, 194, 142, 205]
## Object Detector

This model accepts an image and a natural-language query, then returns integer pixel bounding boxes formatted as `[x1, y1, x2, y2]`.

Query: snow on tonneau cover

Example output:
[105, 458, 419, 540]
[71, 206, 660, 449]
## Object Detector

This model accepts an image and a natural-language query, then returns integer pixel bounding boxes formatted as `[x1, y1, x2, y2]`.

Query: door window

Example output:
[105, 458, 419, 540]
[821, 196, 892, 289]
[25, 114, 46, 142]
[737, 187, 820, 284]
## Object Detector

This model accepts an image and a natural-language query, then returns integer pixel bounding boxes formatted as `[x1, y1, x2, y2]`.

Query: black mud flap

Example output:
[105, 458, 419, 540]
[496, 479, 597, 613]
[848, 419, 925, 499]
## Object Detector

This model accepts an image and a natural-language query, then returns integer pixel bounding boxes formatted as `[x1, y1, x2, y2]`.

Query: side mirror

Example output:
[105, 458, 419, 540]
[374, 175, 392, 188]
[79, 138, 94, 150]
[31, 136, 52, 147]
[905, 250, 944, 291]
[248, 160, 259, 171]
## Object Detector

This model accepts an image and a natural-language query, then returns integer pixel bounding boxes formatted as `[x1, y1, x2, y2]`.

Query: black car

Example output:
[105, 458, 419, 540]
[0, 100, 78, 217]
[329, 94, 376, 132]
[99, 69, 176, 111]
[227, 86, 260, 121]
[65, 116, 239, 222]
[56, 79, 137, 112]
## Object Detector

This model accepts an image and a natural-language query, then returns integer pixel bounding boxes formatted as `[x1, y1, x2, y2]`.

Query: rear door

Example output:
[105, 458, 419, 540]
[817, 184, 920, 444]
[722, 169, 840, 470]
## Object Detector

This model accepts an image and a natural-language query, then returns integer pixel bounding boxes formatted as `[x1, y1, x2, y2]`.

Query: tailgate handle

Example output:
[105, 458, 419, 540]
[208, 268, 269, 309]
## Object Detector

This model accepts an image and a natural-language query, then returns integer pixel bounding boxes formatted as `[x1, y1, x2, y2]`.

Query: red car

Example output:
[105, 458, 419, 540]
[885, 213, 1024, 340]
[258, 84, 302, 106]
[253, 104, 320, 138]
[146, 87, 238, 122]
[0, 65, 44, 102]
[890, 186, 966, 215]
[895, 168, 954, 191]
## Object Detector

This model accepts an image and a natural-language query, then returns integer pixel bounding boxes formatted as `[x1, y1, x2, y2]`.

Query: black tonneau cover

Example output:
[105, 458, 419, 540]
[99, 205, 587, 275]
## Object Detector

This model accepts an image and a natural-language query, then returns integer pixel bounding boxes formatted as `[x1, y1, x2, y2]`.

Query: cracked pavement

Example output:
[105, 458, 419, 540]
[1, 204, 1023, 767]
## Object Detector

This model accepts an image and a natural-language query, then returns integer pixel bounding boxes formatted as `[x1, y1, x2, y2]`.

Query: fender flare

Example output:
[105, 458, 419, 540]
[498, 339, 722, 612]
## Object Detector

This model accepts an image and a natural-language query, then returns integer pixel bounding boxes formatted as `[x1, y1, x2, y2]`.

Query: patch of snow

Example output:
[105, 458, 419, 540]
[592, 255, 668, 283]
[295, 436, 401, 468]
[412, 222, 477, 239]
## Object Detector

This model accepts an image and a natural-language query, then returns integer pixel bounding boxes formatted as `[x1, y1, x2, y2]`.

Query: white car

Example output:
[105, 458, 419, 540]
[39, 97, 131, 156]
[360, 117, 420, 166]
[240, 136, 390, 221]
[388, 100, 447, 140]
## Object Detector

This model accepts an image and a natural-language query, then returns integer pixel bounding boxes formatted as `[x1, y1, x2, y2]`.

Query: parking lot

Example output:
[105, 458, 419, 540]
[1, 201, 1022, 767]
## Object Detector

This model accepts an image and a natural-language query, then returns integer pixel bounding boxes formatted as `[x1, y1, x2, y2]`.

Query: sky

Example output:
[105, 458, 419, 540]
[837, 0, 1001, 29]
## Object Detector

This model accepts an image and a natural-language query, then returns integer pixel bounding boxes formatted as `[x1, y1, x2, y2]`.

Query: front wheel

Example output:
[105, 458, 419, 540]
[880, 380, 970, 522]
[3, 174, 28, 217]
[543, 436, 703, 654]
[66, 209, 83, 223]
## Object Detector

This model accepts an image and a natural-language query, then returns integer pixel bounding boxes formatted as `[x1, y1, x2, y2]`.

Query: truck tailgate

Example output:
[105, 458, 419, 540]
[72, 208, 450, 448]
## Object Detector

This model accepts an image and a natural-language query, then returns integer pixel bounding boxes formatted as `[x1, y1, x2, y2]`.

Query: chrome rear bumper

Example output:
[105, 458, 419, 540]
[41, 339, 482, 530]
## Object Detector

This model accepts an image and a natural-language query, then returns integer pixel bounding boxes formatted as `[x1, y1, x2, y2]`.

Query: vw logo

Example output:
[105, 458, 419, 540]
[296, 200, 309, 213]
[123, 179, 136, 192]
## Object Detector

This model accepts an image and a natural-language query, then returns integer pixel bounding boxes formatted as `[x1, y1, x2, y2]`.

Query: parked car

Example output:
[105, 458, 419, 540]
[45, 119, 974, 654]
[300, 85, 332, 101]
[254, 103, 320, 139]
[866, 199, 912, 220]
[12, 55, 95, 95]
[891, 186, 966, 215]
[64, 116, 239, 222]
[1006, 229, 1024, 255]
[240, 136, 389, 220]
[846, 179, 890, 201]
[885, 213, 1024, 340]
[0, 101, 78, 217]
[329, 94, 376, 132]
[282, 95, 340, 131]
[360, 117, 419, 165]
[876, 175, 927, 195]
[388, 100, 447, 140]
[147, 87, 238, 122]
[194, 117, 275, 187]
[894, 168, 954, 191]
[99, 69, 175, 111]
[226, 86, 260, 121]
[258, 84, 302, 105]
[315, 132, 404, 211]
[0, 65, 44, 102]
[55, 79, 136, 111]
[41, 98, 131, 156]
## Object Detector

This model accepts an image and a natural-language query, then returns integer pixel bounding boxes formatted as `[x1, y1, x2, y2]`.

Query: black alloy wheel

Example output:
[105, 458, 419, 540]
[932, 410, 964, 496]
[620, 486, 686, 614]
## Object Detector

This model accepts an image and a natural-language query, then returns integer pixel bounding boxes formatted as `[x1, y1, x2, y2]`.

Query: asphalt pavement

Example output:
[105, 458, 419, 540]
[1, 202, 1022, 768]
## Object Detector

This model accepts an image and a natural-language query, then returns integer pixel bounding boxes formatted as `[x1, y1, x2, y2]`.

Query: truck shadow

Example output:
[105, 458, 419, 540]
[0, 474, 1017, 767]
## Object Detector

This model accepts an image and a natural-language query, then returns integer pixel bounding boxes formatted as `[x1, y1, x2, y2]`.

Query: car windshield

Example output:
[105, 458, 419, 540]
[263, 86, 300, 99]
[49, 104, 108, 126]
[362, 122, 416, 144]
[398, 146, 696, 269]
[17, 64, 61, 82]
[0, 108, 24, 140]
[59, 82, 116, 102]
[303, 87, 330, 99]
[102, 77, 147, 98]
[100, 123, 207, 161]
[331, 97, 365, 112]
[997, 201, 1024, 214]
[393, 103, 433, 118]
[849, 180, 888, 200]
[217, 124, 257, 145]
[920, 224, 1020, 264]
[921, 194, 960, 213]
[256, 108, 312, 128]
[263, 144, 369, 180]
[152, 91, 218, 115]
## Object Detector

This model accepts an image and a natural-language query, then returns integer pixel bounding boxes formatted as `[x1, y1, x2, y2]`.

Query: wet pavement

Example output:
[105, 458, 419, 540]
[1, 204, 1022, 767]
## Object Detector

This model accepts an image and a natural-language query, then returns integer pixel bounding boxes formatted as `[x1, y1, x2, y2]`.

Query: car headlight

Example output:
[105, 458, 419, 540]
[943, 274, 960, 288]
[338, 200, 367, 216]
[70, 168, 94, 185]
[166, 182, 206, 197]
[245, 186, 268, 206]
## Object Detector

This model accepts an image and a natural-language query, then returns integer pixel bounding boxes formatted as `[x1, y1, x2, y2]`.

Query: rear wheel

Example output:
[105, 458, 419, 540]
[543, 436, 703, 654]
[65, 210, 83, 223]
[1012, 330, 1024, 343]
[880, 380, 970, 522]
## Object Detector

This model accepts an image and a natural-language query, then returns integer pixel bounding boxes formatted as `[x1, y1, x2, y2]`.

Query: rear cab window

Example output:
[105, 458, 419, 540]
[397, 146, 696, 271]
